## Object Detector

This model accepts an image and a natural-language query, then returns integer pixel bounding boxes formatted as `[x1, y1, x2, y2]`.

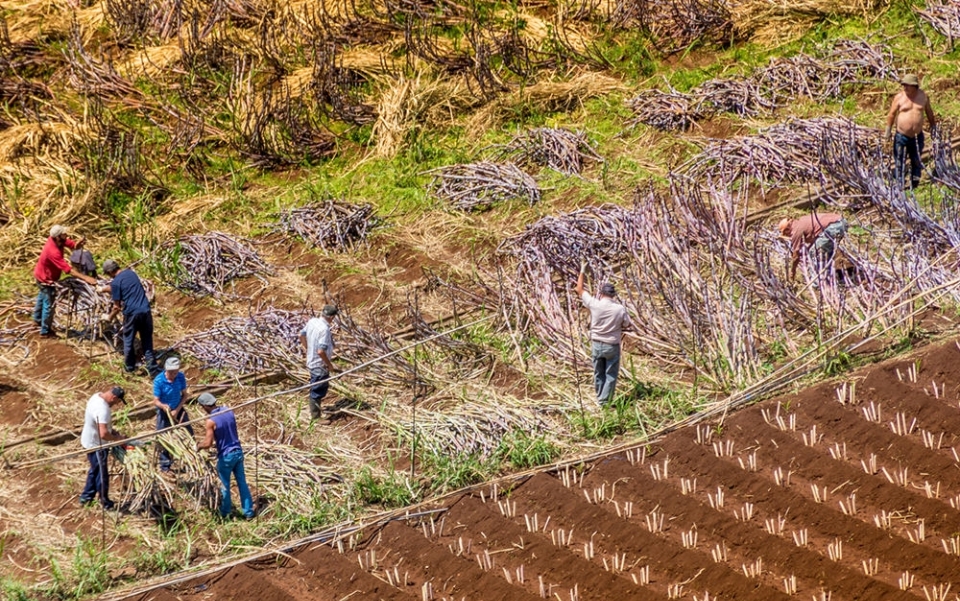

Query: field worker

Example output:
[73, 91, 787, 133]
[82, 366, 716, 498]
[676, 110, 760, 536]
[153, 356, 191, 472]
[299, 305, 339, 420]
[576, 263, 632, 406]
[778, 212, 847, 281]
[886, 73, 936, 190]
[33, 225, 97, 337]
[102, 259, 158, 376]
[196, 393, 255, 520]
[69, 248, 97, 278]
[79, 386, 127, 510]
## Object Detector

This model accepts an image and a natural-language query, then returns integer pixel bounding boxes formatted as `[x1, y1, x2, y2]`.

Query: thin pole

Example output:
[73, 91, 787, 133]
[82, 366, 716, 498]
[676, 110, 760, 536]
[411, 288, 419, 480]
[569, 268, 586, 431]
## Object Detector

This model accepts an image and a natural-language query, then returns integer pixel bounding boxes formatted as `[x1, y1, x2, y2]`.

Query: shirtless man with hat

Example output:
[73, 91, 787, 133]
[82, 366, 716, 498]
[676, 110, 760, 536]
[885, 73, 937, 190]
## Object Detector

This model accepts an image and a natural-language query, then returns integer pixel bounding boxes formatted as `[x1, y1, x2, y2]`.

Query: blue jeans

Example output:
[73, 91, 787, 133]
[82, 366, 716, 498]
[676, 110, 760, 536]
[592, 341, 621, 405]
[32, 284, 57, 334]
[217, 449, 254, 518]
[156, 407, 193, 470]
[80, 448, 113, 507]
[309, 368, 330, 418]
[122, 311, 156, 372]
[894, 132, 924, 188]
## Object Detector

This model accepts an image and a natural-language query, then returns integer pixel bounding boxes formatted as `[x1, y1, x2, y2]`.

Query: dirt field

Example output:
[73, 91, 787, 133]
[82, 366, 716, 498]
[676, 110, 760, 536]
[112, 335, 960, 601]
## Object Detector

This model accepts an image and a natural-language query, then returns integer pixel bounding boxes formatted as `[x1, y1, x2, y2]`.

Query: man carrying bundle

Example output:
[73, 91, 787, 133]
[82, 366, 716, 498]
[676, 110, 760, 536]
[33, 225, 97, 337]
[576, 263, 632, 406]
[79, 386, 127, 510]
[196, 393, 255, 520]
[885, 73, 936, 190]
[153, 357, 191, 472]
[299, 305, 339, 421]
[102, 259, 158, 376]
[778, 212, 848, 281]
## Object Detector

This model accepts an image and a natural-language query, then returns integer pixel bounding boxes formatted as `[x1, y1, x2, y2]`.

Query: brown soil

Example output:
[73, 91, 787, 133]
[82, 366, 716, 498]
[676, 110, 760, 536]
[0, 381, 30, 427]
[122, 336, 960, 601]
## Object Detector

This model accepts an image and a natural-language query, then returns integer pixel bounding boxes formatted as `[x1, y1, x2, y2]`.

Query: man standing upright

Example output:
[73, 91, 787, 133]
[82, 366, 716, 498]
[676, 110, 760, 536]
[33, 225, 97, 337]
[576, 264, 632, 406]
[196, 393, 255, 520]
[778, 212, 847, 281]
[79, 386, 127, 510]
[299, 305, 338, 420]
[153, 357, 191, 471]
[886, 73, 936, 190]
[102, 259, 157, 376]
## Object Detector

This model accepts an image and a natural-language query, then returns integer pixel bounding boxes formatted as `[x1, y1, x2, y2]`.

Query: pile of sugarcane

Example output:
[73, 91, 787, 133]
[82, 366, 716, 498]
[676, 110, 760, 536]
[376, 394, 560, 460]
[489, 128, 603, 175]
[427, 162, 541, 211]
[153, 231, 273, 298]
[176, 308, 311, 379]
[930, 126, 960, 191]
[628, 40, 897, 130]
[114, 444, 178, 514]
[612, 0, 731, 54]
[917, 0, 960, 42]
[246, 442, 343, 512]
[271, 200, 378, 251]
[680, 117, 880, 187]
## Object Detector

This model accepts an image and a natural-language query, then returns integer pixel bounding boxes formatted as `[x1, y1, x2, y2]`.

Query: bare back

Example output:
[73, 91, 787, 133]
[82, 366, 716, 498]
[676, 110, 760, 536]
[889, 89, 933, 137]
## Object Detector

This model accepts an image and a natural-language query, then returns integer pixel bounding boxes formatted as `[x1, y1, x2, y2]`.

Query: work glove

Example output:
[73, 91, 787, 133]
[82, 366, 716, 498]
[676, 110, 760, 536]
[579, 259, 587, 275]
[100, 313, 113, 323]
[884, 126, 892, 141]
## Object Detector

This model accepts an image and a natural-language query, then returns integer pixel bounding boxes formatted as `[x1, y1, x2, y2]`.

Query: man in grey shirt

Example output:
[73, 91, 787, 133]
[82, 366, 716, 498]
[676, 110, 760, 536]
[576, 263, 632, 405]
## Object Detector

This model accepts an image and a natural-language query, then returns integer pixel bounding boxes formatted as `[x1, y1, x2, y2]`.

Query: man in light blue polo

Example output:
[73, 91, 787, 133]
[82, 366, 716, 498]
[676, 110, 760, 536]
[196, 393, 254, 519]
[153, 356, 191, 471]
[576, 264, 632, 406]
[299, 305, 338, 420]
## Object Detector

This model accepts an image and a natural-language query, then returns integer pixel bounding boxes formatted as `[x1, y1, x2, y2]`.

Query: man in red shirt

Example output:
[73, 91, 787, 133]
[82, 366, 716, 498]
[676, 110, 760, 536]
[33, 225, 97, 336]
[778, 212, 847, 281]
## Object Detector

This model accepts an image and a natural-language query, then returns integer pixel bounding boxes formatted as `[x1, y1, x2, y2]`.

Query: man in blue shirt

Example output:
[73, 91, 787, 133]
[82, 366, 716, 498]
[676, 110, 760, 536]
[102, 259, 157, 376]
[197, 393, 255, 519]
[153, 356, 191, 471]
[299, 305, 338, 420]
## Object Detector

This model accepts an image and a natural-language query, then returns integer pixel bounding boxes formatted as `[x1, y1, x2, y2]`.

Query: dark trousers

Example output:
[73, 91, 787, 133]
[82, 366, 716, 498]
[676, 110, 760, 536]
[309, 368, 330, 418]
[894, 132, 924, 188]
[122, 311, 156, 372]
[156, 408, 193, 470]
[80, 448, 112, 506]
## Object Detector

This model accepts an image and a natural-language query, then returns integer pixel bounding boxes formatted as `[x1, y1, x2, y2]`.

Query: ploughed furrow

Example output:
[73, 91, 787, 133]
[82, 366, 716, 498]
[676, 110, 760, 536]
[581, 454, 910, 601]
[508, 472, 794, 601]
[435, 490, 671, 600]
[657, 430, 960, 589]
[721, 405, 960, 541]
[368, 520, 544, 601]
[284, 542, 423, 601]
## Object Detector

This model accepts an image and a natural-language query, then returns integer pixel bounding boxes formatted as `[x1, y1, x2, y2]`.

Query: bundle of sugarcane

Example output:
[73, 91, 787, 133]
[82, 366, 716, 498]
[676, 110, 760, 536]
[626, 89, 703, 131]
[156, 426, 220, 512]
[176, 308, 311, 379]
[426, 162, 541, 211]
[489, 128, 603, 175]
[917, 0, 960, 43]
[680, 117, 879, 187]
[271, 200, 378, 251]
[153, 231, 273, 298]
[115, 445, 178, 514]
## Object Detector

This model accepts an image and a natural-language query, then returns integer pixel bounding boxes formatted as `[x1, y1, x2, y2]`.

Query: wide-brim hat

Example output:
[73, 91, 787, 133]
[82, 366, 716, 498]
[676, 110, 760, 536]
[901, 73, 920, 86]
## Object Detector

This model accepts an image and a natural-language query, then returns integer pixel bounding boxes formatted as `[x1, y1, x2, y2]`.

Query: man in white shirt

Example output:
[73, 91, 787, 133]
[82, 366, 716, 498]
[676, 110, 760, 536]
[576, 265, 632, 406]
[79, 386, 127, 509]
[299, 305, 338, 420]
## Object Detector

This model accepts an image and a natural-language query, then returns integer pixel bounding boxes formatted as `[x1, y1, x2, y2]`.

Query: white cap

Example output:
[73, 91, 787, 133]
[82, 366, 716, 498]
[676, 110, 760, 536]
[50, 225, 67, 238]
